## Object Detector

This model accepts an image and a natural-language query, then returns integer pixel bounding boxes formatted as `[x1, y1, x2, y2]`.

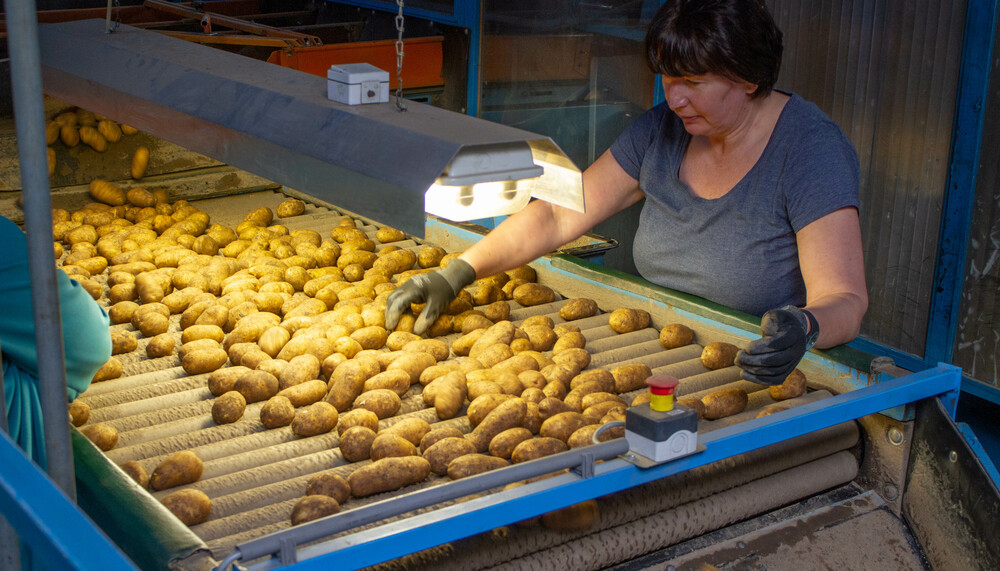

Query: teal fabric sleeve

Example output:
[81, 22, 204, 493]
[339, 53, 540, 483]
[1, 216, 111, 464]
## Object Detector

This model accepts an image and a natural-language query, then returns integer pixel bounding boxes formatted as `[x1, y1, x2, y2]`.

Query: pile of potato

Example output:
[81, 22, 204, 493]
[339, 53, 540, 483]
[45, 107, 149, 178]
[54, 181, 805, 533]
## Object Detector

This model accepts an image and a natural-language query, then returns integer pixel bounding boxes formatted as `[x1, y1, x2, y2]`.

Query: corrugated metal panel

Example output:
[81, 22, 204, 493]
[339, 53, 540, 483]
[954, 19, 1000, 387]
[770, 0, 967, 357]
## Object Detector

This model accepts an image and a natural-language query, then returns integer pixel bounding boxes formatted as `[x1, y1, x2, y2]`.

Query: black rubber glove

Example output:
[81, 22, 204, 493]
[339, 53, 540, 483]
[735, 305, 819, 385]
[384, 258, 476, 336]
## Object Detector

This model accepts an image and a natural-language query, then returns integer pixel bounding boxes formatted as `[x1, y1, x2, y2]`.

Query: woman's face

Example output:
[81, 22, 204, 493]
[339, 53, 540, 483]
[661, 73, 757, 137]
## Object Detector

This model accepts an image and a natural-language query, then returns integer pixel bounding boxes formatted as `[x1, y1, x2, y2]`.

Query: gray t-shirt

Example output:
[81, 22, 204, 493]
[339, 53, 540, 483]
[610, 93, 860, 316]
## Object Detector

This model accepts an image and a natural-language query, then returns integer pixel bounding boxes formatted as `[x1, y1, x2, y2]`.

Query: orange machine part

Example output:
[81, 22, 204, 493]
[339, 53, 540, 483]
[268, 37, 444, 89]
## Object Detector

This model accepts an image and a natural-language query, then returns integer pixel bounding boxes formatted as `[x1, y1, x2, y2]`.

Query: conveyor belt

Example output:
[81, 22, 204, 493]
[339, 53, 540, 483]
[66, 189, 862, 567]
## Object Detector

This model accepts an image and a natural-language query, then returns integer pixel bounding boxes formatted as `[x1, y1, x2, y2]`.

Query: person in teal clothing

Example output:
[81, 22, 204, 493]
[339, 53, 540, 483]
[0, 215, 111, 466]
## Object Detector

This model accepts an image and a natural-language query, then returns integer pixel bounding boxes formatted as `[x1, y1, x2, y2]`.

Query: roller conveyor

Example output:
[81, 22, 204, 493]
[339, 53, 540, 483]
[46, 185, 962, 571]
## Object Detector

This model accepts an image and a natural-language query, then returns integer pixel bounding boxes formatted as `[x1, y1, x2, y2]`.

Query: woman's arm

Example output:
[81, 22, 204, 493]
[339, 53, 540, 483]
[459, 149, 644, 278]
[797, 206, 868, 348]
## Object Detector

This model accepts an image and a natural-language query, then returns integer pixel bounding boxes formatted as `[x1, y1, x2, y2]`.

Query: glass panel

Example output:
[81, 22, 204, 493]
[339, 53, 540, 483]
[480, 1, 655, 272]
[481, 1, 653, 171]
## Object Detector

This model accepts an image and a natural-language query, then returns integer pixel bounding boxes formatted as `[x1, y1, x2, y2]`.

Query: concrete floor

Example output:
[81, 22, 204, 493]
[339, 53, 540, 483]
[610, 485, 929, 571]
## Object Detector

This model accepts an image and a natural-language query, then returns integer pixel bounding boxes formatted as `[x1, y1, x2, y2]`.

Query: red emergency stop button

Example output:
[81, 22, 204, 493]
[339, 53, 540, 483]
[646, 375, 679, 412]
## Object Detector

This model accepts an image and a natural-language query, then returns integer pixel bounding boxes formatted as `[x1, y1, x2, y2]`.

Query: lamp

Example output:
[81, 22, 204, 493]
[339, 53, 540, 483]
[37, 20, 585, 237]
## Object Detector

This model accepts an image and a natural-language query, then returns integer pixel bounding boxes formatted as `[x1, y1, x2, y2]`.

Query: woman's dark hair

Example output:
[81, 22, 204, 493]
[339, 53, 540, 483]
[645, 0, 783, 98]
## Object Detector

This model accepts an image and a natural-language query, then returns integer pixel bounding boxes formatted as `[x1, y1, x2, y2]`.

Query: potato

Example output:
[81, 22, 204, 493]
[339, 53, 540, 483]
[537, 397, 573, 421]
[336, 408, 380, 436]
[370, 432, 417, 461]
[446, 454, 509, 480]
[522, 326, 557, 352]
[161, 489, 211, 526]
[768, 369, 808, 400]
[611, 363, 652, 393]
[149, 450, 203, 491]
[540, 412, 587, 443]
[233, 370, 279, 403]
[290, 495, 339, 526]
[292, 401, 339, 436]
[212, 390, 247, 424]
[701, 342, 739, 370]
[181, 324, 225, 345]
[181, 347, 229, 375]
[416, 245, 446, 268]
[756, 404, 792, 418]
[386, 351, 436, 385]
[97, 119, 122, 143]
[347, 456, 431, 497]
[119, 460, 148, 488]
[92, 358, 123, 382]
[678, 397, 707, 419]
[659, 324, 695, 349]
[567, 425, 601, 448]
[511, 436, 569, 463]
[383, 417, 431, 447]
[136, 312, 171, 338]
[419, 427, 464, 454]
[107, 301, 139, 325]
[279, 354, 322, 390]
[110, 330, 137, 355]
[260, 395, 296, 428]
[552, 332, 587, 355]
[488, 427, 533, 459]
[552, 347, 590, 374]
[451, 329, 485, 357]
[325, 358, 377, 412]
[701, 387, 749, 420]
[79, 423, 118, 451]
[69, 400, 90, 426]
[468, 398, 527, 453]
[559, 298, 599, 321]
[583, 401, 626, 424]
[481, 300, 511, 322]
[277, 379, 328, 407]
[129, 146, 150, 180]
[88, 179, 126, 206]
[570, 369, 615, 393]
[608, 308, 651, 333]
[350, 325, 388, 350]
[512, 283, 556, 307]
[276, 198, 306, 218]
[305, 472, 350, 503]
[541, 499, 599, 532]
[338, 374, 398, 412]
[340, 426, 377, 462]
[244, 206, 274, 226]
[467, 393, 515, 427]
[401, 338, 450, 362]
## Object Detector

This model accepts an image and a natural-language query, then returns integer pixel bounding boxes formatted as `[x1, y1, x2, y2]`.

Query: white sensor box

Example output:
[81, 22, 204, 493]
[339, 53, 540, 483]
[327, 63, 390, 105]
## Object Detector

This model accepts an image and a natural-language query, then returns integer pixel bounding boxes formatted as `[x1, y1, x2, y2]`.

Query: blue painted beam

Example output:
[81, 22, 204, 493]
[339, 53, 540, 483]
[238, 364, 960, 570]
[0, 431, 136, 570]
[925, 0, 999, 365]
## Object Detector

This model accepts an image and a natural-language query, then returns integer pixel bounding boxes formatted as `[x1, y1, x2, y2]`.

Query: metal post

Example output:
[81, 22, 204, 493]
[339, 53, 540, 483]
[4, 0, 76, 499]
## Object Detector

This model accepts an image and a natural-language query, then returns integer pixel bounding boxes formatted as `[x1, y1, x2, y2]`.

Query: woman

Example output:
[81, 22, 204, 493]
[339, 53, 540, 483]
[387, 0, 867, 385]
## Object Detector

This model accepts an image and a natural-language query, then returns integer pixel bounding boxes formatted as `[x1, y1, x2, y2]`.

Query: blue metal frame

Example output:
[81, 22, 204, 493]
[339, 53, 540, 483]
[0, 430, 136, 570]
[925, 0, 998, 369]
[957, 421, 1000, 488]
[325, 0, 482, 115]
[228, 364, 961, 570]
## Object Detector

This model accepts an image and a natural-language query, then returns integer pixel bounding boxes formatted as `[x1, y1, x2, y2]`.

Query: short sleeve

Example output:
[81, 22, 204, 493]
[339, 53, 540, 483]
[610, 103, 671, 180]
[782, 119, 860, 232]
